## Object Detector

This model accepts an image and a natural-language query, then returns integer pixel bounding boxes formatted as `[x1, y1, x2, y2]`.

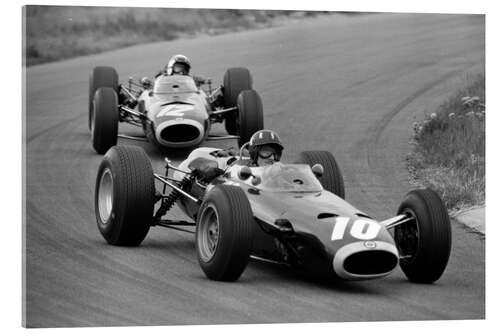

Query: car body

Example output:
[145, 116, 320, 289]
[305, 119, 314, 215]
[173, 148, 399, 280]
[95, 145, 452, 283]
[89, 66, 263, 154]
[140, 75, 212, 148]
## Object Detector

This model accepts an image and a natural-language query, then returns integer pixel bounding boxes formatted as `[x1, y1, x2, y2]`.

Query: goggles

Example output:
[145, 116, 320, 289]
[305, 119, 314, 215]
[258, 148, 277, 159]
[173, 64, 188, 73]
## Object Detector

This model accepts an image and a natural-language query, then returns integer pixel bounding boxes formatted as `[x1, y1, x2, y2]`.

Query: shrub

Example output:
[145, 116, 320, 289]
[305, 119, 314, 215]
[408, 73, 485, 210]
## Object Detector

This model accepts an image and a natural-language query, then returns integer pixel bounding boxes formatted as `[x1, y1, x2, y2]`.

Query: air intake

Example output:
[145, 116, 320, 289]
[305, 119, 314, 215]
[160, 124, 200, 143]
[317, 213, 338, 219]
[343, 250, 398, 275]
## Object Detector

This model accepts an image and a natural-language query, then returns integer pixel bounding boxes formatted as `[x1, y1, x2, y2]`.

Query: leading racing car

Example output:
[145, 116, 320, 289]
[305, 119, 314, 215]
[94, 144, 451, 283]
[88, 65, 263, 154]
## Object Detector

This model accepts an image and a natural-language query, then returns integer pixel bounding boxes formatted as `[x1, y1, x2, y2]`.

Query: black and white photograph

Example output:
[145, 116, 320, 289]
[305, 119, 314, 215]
[15, 0, 494, 330]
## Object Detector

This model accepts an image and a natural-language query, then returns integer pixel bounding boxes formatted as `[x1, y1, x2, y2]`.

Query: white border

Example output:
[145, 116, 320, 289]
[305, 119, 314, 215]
[4, 0, 498, 332]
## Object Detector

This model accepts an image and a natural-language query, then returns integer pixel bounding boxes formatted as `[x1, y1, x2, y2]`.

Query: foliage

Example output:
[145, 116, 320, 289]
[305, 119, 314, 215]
[407, 73, 485, 210]
[24, 6, 327, 66]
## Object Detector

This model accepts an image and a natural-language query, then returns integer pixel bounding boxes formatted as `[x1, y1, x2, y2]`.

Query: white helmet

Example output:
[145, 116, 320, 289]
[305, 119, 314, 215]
[166, 54, 191, 75]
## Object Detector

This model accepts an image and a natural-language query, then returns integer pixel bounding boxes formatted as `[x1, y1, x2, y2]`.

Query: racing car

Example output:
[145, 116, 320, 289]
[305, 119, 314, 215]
[94, 145, 451, 283]
[88, 66, 263, 154]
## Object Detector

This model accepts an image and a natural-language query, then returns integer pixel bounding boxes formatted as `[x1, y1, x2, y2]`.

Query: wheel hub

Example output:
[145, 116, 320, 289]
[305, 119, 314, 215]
[198, 204, 220, 262]
[98, 168, 114, 223]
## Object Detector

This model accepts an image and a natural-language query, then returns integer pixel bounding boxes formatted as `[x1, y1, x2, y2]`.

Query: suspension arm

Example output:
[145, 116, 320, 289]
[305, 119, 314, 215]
[120, 106, 146, 118]
[121, 86, 138, 101]
[380, 214, 415, 229]
[153, 174, 199, 203]
[208, 86, 222, 101]
[211, 106, 238, 115]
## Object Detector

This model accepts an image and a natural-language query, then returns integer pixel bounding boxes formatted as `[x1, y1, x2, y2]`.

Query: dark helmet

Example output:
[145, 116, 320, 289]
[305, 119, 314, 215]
[248, 130, 284, 162]
[166, 54, 191, 75]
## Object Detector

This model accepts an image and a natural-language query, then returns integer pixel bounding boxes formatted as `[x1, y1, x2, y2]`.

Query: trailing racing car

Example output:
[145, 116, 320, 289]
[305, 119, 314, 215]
[94, 145, 452, 283]
[88, 66, 263, 154]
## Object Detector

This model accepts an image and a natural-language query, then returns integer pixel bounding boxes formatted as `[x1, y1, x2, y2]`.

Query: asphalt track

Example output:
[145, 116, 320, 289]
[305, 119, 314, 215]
[24, 13, 485, 327]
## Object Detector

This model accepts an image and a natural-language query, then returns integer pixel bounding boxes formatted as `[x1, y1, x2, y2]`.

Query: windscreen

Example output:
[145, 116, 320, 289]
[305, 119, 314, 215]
[153, 75, 198, 94]
[254, 163, 323, 193]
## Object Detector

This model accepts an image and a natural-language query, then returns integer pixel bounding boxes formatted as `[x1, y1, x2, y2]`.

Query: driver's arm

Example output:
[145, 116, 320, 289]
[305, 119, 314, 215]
[195, 164, 224, 182]
[193, 75, 206, 86]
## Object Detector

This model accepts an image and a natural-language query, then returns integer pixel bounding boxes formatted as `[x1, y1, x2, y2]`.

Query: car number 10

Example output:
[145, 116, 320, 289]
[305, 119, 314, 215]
[331, 217, 381, 241]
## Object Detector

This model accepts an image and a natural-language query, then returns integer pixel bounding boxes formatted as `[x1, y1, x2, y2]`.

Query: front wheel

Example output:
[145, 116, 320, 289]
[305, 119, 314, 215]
[95, 145, 155, 246]
[223, 67, 253, 135]
[89, 66, 118, 130]
[395, 188, 452, 283]
[236, 89, 264, 147]
[196, 185, 254, 281]
[91, 87, 118, 154]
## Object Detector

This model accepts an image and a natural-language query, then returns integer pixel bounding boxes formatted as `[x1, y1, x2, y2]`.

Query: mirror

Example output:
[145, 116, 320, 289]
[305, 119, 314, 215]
[238, 166, 253, 180]
[311, 164, 324, 178]
[140, 77, 153, 89]
[251, 175, 261, 186]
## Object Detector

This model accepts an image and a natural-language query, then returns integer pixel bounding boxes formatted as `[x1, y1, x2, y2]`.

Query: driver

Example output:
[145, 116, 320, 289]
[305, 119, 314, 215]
[155, 54, 206, 86]
[165, 54, 191, 75]
[154, 54, 191, 78]
[248, 129, 284, 166]
[193, 129, 284, 182]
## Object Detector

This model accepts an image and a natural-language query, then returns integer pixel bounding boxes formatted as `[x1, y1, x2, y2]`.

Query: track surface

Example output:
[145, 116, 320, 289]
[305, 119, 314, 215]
[25, 13, 485, 327]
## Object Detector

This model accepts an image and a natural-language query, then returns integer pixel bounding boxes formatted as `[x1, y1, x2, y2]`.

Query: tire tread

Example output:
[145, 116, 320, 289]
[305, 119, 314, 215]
[397, 188, 452, 283]
[95, 146, 154, 246]
[197, 185, 254, 281]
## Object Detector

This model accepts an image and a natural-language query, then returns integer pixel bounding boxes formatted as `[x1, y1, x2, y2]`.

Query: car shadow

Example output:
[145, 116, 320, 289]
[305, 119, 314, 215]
[140, 233, 387, 294]
[247, 259, 385, 295]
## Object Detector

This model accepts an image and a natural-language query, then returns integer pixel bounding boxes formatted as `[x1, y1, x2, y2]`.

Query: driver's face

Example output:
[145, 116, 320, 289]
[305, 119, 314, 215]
[257, 156, 274, 166]
[172, 63, 188, 75]
[256, 146, 277, 166]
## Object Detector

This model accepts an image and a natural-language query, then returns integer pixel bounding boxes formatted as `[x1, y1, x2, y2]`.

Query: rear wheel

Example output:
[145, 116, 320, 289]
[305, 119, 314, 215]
[92, 87, 118, 154]
[236, 89, 264, 147]
[89, 66, 118, 130]
[223, 67, 253, 135]
[95, 146, 155, 246]
[395, 189, 452, 283]
[296, 151, 345, 198]
[196, 185, 254, 281]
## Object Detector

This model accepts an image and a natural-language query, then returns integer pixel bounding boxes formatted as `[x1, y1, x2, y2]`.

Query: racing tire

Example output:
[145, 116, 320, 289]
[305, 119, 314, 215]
[236, 89, 264, 147]
[92, 87, 119, 154]
[196, 185, 254, 281]
[296, 151, 345, 199]
[223, 67, 253, 135]
[95, 145, 155, 246]
[395, 189, 452, 283]
[89, 66, 118, 130]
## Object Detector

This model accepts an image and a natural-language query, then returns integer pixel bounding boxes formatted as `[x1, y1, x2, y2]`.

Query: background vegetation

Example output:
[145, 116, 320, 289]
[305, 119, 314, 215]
[24, 6, 329, 66]
[407, 73, 485, 210]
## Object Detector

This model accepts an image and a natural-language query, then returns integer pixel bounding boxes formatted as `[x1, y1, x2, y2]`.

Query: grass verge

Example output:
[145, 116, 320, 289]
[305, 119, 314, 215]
[407, 73, 485, 211]
[24, 6, 330, 66]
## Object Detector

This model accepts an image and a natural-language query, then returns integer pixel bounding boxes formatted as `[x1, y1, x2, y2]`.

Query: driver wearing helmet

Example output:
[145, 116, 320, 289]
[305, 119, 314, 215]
[248, 129, 284, 166]
[155, 54, 206, 85]
[165, 54, 191, 75]
[193, 129, 283, 182]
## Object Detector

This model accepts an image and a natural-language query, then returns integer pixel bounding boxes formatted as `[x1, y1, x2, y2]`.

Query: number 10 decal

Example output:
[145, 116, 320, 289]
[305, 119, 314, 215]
[331, 217, 381, 241]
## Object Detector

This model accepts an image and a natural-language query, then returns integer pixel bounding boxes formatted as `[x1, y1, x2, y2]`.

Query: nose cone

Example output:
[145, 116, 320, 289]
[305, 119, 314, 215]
[332, 240, 399, 280]
[153, 104, 208, 148]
